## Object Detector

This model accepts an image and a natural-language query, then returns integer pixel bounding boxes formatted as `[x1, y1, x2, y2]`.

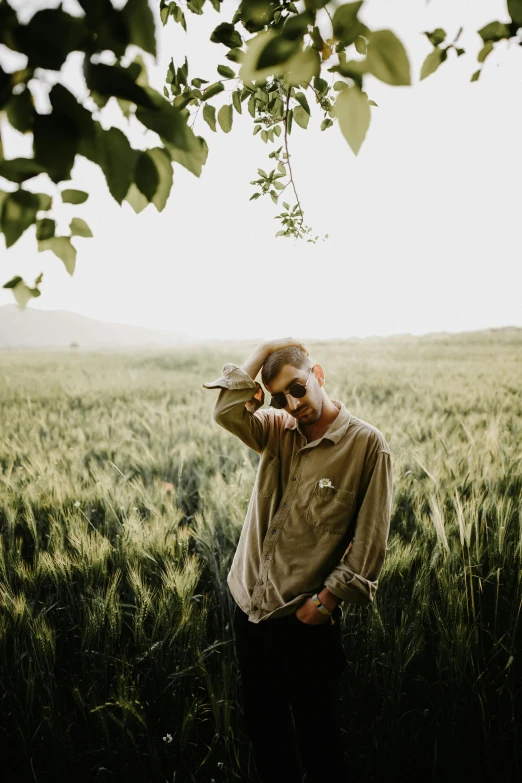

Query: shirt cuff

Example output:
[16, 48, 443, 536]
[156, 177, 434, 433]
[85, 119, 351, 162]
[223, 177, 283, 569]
[324, 572, 376, 607]
[202, 363, 265, 411]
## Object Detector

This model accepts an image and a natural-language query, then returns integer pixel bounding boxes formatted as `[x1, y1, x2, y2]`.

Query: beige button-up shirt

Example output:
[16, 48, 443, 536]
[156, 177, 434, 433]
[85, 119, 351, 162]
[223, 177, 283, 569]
[203, 363, 393, 623]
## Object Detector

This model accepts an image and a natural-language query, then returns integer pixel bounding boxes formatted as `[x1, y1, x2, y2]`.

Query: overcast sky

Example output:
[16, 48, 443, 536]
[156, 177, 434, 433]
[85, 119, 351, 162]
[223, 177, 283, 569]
[0, 0, 521, 340]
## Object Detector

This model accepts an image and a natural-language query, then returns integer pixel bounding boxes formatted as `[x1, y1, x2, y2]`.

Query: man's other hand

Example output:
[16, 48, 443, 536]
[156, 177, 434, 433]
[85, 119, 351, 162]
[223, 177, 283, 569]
[294, 596, 331, 625]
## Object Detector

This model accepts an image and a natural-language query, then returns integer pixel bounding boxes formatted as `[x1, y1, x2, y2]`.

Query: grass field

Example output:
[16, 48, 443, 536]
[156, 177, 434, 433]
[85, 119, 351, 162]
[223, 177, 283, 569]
[0, 332, 521, 782]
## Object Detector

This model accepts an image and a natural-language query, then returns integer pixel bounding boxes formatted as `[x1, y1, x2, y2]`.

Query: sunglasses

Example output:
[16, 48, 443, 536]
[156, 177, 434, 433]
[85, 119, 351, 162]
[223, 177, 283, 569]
[269, 367, 313, 409]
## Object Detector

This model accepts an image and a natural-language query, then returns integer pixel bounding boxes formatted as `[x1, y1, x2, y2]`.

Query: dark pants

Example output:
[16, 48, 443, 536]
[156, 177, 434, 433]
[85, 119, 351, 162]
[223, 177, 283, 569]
[233, 602, 350, 783]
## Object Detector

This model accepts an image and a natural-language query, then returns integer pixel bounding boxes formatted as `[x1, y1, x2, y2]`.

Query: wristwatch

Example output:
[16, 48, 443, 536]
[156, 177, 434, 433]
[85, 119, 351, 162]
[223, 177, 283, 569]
[312, 593, 335, 625]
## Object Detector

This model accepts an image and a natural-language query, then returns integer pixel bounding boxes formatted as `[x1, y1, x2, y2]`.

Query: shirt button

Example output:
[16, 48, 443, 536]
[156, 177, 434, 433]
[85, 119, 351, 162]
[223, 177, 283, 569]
[271, 529, 277, 534]
[292, 476, 297, 481]
[252, 605, 258, 611]
[283, 503, 287, 507]
[265, 555, 270, 560]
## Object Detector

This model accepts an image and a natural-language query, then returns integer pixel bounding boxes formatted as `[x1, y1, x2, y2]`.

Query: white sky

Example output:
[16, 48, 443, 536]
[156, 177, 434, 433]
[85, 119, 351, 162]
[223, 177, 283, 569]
[0, 0, 521, 340]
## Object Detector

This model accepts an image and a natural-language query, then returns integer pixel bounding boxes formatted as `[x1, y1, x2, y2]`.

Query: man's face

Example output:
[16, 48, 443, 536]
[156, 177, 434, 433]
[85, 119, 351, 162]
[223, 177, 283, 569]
[265, 363, 323, 424]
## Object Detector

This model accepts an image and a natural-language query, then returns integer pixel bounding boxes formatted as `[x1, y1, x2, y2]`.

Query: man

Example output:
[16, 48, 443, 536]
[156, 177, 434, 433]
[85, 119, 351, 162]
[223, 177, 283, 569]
[203, 337, 393, 782]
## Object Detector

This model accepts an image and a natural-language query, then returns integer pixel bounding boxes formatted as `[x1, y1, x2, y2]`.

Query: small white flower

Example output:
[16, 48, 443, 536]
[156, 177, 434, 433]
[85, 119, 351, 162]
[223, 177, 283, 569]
[74, 501, 81, 507]
[133, 507, 138, 511]
[163, 733, 173, 744]
[318, 478, 334, 489]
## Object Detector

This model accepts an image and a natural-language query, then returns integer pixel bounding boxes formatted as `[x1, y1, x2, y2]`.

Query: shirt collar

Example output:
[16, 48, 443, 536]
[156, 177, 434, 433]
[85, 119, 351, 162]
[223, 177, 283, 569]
[282, 400, 351, 444]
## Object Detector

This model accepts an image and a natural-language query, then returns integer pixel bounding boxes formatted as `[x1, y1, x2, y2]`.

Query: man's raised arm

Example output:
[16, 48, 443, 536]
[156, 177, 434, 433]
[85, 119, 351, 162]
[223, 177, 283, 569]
[202, 338, 307, 454]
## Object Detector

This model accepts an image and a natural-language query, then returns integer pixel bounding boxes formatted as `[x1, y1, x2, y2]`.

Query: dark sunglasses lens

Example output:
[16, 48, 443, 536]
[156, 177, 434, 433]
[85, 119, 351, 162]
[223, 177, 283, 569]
[288, 383, 306, 398]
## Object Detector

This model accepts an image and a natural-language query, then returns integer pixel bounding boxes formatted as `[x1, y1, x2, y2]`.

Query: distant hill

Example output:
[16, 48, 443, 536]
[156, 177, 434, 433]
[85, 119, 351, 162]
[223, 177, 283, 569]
[0, 305, 199, 349]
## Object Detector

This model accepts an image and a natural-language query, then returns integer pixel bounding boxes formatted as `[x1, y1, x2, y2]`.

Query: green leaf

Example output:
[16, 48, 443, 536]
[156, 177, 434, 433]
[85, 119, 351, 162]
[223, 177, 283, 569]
[420, 48, 447, 81]
[148, 148, 173, 210]
[163, 134, 207, 178]
[187, 0, 205, 14]
[423, 28, 447, 47]
[36, 193, 52, 211]
[3, 278, 40, 309]
[124, 183, 149, 213]
[201, 82, 225, 101]
[136, 94, 197, 150]
[38, 236, 77, 275]
[171, 3, 187, 31]
[36, 217, 55, 240]
[294, 91, 311, 114]
[6, 89, 34, 134]
[210, 23, 243, 49]
[508, 0, 522, 27]
[354, 35, 367, 55]
[293, 105, 310, 129]
[232, 90, 242, 114]
[2, 275, 23, 289]
[96, 126, 137, 204]
[366, 30, 411, 86]
[261, 129, 268, 142]
[0, 158, 46, 183]
[478, 41, 494, 63]
[1, 190, 39, 248]
[191, 78, 209, 88]
[285, 47, 321, 87]
[248, 93, 256, 117]
[135, 148, 173, 211]
[471, 69, 481, 82]
[70, 217, 93, 238]
[121, 0, 157, 57]
[225, 48, 244, 64]
[239, 0, 276, 34]
[257, 36, 301, 70]
[15, 8, 87, 71]
[478, 21, 511, 42]
[135, 149, 158, 202]
[33, 84, 92, 183]
[332, 2, 366, 47]
[33, 112, 78, 183]
[217, 104, 233, 133]
[0, 66, 10, 111]
[217, 64, 235, 78]
[278, 162, 286, 175]
[334, 86, 371, 155]
[203, 104, 217, 132]
[281, 10, 313, 40]
[62, 189, 89, 205]
[85, 63, 154, 107]
[320, 118, 334, 130]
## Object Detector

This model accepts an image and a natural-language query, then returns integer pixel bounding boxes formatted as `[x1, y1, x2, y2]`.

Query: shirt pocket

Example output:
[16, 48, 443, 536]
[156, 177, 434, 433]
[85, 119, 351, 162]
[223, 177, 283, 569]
[306, 484, 356, 535]
[256, 449, 280, 498]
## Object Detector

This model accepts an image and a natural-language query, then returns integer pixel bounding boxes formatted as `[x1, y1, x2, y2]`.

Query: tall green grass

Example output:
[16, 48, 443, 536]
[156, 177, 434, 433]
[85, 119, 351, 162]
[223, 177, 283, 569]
[0, 333, 520, 782]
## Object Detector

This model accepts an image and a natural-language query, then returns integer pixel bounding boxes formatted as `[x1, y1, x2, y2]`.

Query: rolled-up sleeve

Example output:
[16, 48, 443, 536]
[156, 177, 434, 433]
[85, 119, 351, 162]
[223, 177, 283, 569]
[324, 449, 393, 607]
[203, 363, 270, 453]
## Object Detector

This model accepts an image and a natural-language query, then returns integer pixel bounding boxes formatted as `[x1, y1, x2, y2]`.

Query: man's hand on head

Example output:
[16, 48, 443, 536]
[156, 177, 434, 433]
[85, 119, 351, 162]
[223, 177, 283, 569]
[263, 337, 309, 357]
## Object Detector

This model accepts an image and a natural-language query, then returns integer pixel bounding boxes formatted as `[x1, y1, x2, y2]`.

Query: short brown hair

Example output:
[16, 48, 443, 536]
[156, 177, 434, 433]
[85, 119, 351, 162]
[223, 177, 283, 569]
[261, 347, 310, 387]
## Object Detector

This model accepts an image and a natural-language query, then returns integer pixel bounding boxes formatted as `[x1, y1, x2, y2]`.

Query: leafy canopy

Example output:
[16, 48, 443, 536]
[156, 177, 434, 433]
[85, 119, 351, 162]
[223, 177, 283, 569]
[1, 0, 521, 307]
